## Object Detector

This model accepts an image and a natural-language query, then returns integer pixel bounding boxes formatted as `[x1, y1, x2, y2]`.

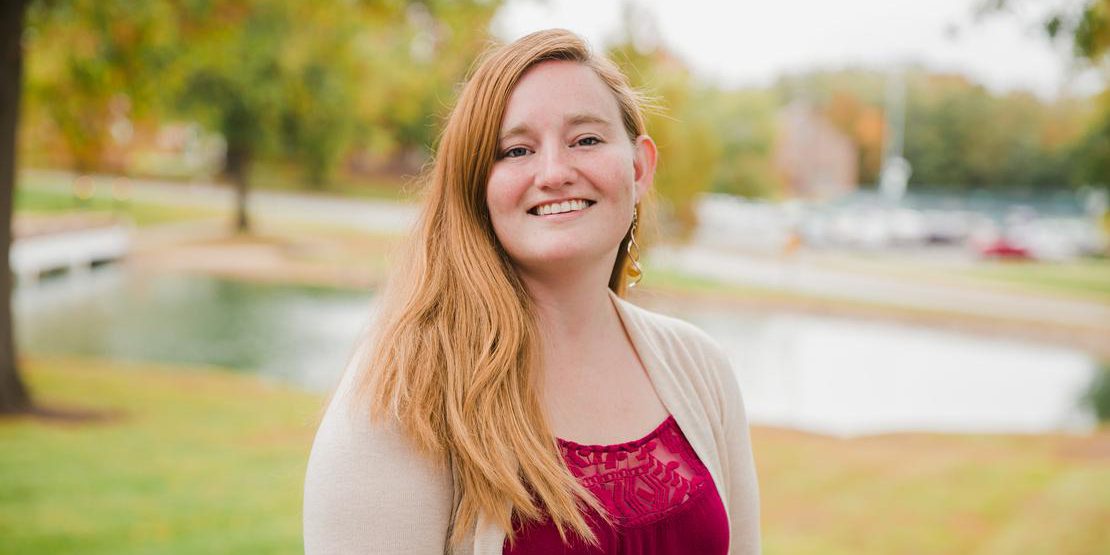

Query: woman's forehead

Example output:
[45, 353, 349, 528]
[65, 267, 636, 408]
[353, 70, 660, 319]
[499, 60, 622, 134]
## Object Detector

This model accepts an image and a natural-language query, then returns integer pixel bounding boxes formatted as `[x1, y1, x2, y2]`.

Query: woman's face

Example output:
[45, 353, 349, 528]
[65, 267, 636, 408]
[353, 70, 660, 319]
[485, 60, 656, 278]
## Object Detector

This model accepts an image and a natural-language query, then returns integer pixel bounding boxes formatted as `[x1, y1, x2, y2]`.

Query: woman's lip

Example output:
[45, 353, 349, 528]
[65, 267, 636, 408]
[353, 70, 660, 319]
[527, 200, 595, 215]
[529, 202, 593, 219]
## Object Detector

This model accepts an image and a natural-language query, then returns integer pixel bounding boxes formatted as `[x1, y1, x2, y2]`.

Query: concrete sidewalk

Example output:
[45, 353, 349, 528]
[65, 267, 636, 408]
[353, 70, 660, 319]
[652, 244, 1110, 332]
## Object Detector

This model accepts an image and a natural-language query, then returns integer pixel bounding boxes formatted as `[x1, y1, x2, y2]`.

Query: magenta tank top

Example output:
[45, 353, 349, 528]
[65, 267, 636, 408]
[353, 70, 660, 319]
[503, 414, 729, 554]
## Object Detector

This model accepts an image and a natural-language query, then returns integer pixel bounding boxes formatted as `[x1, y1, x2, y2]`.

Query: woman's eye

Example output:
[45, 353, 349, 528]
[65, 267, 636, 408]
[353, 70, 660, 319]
[503, 147, 529, 158]
[576, 137, 600, 147]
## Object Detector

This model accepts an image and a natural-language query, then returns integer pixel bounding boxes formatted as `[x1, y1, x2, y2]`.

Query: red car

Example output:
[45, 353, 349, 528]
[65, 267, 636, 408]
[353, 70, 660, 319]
[979, 238, 1031, 259]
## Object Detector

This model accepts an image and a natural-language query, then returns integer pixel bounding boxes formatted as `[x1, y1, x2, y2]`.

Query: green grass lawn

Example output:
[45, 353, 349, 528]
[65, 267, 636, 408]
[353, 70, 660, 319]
[810, 251, 1110, 305]
[2, 357, 1107, 554]
[0, 357, 322, 555]
[642, 264, 985, 320]
[14, 165, 413, 229]
[962, 258, 1110, 302]
[15, 185, 225, 228]
[246, 160, 417, 201]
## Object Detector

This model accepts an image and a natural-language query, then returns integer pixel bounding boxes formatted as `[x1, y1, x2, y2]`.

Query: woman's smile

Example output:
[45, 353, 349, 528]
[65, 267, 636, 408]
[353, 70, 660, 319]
[528, 199, 596, 218]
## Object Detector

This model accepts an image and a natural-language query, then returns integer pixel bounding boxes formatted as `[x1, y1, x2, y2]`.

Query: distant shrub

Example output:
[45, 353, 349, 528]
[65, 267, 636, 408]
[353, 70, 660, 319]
[1083, 362, 1110, 422]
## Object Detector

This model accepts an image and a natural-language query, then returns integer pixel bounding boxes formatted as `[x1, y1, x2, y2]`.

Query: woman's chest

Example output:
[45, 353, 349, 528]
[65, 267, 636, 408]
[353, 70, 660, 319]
[540, 354, 669, 446]
[503, 415, 731, 554]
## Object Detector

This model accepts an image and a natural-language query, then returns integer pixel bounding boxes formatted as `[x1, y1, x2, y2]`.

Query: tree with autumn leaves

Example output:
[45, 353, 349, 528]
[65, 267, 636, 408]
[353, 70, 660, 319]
[983, 0, 1109, 189]
[0, 0, 503, 413]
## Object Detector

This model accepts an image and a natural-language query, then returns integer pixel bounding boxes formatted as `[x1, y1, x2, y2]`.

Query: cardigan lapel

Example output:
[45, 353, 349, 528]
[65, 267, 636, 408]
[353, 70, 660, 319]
[608, 291, 731, 524]
[470, 509, 505, 555]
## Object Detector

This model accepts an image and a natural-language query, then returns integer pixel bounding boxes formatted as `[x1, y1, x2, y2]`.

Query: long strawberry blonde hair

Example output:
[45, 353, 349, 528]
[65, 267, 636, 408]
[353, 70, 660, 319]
[355, 29, 650, 548]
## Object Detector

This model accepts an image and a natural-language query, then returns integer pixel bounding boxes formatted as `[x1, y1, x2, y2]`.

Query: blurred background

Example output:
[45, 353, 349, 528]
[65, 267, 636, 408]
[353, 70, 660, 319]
[2, 0, 1108, 553]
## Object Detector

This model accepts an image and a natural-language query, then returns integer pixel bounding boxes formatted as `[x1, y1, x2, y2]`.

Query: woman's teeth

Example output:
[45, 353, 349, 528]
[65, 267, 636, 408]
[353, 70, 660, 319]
[533, 199, 592, 216]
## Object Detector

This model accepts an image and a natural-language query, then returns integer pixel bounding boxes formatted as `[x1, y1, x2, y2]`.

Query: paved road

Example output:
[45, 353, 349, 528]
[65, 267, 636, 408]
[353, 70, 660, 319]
[652, 244, 1110, 331]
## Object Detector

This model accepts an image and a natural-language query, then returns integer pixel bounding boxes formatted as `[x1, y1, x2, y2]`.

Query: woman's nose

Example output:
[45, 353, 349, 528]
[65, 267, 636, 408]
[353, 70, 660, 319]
[536, 146, 575, 188]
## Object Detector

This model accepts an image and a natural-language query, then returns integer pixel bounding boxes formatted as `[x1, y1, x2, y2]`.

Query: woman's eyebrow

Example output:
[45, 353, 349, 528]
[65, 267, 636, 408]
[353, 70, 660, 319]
[499, 123, 531, 143]
[498, 113, 612, 143]
[565, 113, 610, 127]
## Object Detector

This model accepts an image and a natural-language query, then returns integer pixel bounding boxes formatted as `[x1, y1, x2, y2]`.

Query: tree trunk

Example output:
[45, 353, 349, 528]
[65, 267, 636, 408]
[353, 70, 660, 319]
[0, 0, 32, 414]
[224, 142, 251, 234]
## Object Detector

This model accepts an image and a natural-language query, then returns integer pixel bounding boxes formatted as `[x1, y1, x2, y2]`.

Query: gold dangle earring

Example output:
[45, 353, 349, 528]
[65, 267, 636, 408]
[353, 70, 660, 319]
[626, 209, 643, 288]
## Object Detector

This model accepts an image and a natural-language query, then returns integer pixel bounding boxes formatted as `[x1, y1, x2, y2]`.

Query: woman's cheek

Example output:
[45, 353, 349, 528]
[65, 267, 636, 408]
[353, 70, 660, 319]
[591, 149, 636, 190]
[486, 167, 513, 208]
[487, 168, 530, 223]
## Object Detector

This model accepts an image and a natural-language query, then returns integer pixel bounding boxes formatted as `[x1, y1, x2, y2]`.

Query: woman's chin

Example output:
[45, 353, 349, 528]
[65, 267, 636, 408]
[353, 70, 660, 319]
[512, 247, 614, 275]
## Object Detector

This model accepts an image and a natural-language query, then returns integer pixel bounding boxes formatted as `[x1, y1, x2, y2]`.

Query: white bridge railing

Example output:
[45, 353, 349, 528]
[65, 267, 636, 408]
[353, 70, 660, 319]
[11, 220, 132, 283]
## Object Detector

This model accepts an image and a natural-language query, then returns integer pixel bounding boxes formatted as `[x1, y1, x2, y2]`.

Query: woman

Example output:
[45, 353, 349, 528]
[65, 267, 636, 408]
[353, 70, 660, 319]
[303, 29, 760, 554]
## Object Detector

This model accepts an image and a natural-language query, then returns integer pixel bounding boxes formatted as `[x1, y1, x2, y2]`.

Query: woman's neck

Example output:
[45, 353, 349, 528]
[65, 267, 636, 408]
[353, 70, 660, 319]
[519, 260, 619, 345]
[517, 258, 652, 432]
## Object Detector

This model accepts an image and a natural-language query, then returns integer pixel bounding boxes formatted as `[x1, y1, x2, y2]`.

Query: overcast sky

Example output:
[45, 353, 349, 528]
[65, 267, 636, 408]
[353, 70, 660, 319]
[491, 0, 1104, 100]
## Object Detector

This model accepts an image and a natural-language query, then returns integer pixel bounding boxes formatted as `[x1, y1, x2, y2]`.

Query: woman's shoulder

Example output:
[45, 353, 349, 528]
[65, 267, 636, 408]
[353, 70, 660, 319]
[610, 292, 730, 367]
[303, 344, 455, 553]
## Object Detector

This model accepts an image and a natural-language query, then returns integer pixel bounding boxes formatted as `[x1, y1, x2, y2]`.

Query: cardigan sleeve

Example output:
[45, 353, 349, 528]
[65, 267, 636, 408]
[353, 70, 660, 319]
[705, 337, 762, 554]
[303, 352, 455, 554]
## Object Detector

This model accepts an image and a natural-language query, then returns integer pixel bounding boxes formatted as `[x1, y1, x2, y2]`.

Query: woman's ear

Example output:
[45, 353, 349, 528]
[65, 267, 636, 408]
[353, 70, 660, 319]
[632, 135, 657, 203]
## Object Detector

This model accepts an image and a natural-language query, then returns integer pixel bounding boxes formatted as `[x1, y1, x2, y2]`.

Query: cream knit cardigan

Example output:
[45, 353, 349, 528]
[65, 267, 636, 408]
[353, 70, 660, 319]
[303, 291, 761, 554]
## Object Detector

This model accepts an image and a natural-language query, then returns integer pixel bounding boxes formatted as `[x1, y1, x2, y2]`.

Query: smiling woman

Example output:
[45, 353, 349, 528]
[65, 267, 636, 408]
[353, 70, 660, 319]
[486, 59, 653, 280]
[303, 29, 760, 555]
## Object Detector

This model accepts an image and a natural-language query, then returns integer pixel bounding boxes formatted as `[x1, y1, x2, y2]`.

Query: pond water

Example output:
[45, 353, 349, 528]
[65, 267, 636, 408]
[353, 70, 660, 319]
[674, 306, 1098, 436]
[17, 267, 1101, 437]
[16, 266, 374, 392]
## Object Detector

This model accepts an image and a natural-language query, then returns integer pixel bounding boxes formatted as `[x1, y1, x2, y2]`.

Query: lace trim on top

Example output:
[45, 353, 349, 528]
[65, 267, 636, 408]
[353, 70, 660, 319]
[556, 415, 712, 528]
